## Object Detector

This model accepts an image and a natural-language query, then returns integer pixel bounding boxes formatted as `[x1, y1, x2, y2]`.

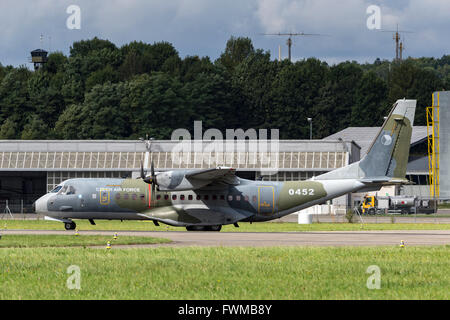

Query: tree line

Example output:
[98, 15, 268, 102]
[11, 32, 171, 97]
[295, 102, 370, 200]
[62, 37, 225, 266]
[0, 36, 448, 140]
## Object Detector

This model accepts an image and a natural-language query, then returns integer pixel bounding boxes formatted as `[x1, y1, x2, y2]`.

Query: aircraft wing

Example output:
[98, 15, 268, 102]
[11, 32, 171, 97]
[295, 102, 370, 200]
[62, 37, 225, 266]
[185, 167, 239, 186]
[155, 167, 239, 191]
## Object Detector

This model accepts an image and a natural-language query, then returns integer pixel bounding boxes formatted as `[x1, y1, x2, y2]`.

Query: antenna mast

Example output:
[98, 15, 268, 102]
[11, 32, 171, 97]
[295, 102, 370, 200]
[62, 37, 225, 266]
[381, 25, 413, 61]
[262, 32, 327, 62]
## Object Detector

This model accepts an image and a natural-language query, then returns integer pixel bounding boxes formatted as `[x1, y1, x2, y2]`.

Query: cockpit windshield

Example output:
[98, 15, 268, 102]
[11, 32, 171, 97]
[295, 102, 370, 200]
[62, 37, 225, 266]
[50, 185, 62, 193]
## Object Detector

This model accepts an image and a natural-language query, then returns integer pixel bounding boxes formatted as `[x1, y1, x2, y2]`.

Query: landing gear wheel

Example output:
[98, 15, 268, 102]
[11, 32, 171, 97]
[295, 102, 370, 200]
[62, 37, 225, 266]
[368, 208, 376, 215]
[64, 222, 76, 230]
[186, 226, 201, 231]
[207, 225, 222, 232]
[185, 225, 222, 232]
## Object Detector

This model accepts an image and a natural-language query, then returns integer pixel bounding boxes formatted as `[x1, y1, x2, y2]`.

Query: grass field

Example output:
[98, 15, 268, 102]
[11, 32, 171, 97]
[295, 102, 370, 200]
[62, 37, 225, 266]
[0, 234, 170, 248]
[0, 245, 448, 299]
[1, 220, 450, 232]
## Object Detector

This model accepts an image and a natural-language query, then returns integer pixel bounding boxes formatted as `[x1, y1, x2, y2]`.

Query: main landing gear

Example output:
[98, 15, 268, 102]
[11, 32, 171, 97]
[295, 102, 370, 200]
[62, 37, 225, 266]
[186, 225, 222, 232]
[64, 221, 77, 230]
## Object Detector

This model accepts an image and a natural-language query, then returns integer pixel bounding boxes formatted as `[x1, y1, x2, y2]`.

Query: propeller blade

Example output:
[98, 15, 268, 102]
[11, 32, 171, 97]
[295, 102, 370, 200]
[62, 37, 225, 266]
[140, 160, 145, 179]
[151, 161, 155, 179]
[141, 160, 157, 185]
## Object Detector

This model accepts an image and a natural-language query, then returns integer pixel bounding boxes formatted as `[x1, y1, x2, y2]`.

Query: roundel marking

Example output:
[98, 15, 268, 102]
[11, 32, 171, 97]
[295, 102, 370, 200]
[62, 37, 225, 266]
[381, 134, 392, 146]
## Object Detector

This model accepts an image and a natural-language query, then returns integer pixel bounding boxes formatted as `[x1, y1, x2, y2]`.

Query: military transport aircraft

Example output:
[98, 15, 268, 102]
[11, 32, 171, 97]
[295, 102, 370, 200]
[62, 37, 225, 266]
[34, 99, 416, 231]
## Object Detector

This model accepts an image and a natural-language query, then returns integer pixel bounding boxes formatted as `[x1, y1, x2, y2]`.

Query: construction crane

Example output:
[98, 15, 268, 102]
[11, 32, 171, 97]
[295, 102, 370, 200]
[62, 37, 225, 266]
[261, 32, 327, 62]
[380, 24, 413, 61]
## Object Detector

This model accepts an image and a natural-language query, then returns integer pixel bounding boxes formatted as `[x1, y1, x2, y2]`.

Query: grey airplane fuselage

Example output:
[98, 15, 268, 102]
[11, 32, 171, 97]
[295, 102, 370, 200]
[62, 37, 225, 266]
[35, 176, 364, 227]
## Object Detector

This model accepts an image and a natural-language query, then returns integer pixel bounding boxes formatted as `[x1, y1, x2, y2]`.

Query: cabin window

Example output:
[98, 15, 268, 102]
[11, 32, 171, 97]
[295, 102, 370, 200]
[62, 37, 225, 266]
[212, 195, 217, 200]
[156, 195, 161, 200]
[188, 195, 193, 200]
[132, 194, 137, 201]
[228, 195, 233, 201]
[196, 195, 201, 200]
[204, 195, 209, 200]
[172, 195, 177, 200]
[164, 194, 169, 200]
[244, 195, 249, 202]
[115, 194, 121, 200]
[220, 195, 225, 200]
[140, 194, 145, 201]
[236, 195, 241, 201]
[180, 195, 185, 200]
[124, 194, 129, 200]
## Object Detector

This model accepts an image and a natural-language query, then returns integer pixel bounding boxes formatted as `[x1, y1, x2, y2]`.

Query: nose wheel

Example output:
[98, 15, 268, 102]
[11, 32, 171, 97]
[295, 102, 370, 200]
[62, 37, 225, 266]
[64, 222, 76, 230]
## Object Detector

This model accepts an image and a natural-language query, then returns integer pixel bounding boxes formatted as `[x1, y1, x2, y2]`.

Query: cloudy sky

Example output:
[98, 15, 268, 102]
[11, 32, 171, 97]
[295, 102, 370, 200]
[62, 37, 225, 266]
[0, 0, 449, 67]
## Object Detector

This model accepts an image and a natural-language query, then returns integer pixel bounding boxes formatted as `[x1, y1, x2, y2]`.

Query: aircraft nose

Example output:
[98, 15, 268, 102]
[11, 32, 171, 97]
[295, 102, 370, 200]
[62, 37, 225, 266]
[34, 195, 49, 214]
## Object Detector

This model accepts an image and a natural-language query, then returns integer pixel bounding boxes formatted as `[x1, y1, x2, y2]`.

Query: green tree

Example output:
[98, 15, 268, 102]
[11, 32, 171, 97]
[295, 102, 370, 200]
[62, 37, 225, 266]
[70, 37, 118, 57]
[232, 50, 280, 128]
[0, 118, 18, 139]
[122, 73, 189, 139]
[28, 71, 65, 126]
[184, 71, 234, 131]
[0, 67, 32, 128]
[216, 36, 255, 73]
[351, 71, 388, 126]
[85, 65, 119, 92]
[21, 115, 49, 139]
[54, 104, 89, 139]
[389, 61, 443, 125]
[43, 52, 68, 74]
[267, 58, 329, 139]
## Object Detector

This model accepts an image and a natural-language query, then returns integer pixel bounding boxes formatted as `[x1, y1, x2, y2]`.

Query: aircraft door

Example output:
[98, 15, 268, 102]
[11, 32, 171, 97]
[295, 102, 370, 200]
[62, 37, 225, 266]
[258, 186, 275, 216]
[99, 190, 111, 205]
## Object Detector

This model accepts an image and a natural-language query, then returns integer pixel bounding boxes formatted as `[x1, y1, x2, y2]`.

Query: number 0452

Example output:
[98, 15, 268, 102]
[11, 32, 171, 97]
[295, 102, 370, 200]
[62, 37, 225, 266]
[288, 189, 314, 196]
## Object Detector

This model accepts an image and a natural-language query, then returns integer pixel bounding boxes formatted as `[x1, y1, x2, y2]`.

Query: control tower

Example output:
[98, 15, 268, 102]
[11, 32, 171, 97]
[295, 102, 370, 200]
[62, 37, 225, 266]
[30, 49, 48, 71]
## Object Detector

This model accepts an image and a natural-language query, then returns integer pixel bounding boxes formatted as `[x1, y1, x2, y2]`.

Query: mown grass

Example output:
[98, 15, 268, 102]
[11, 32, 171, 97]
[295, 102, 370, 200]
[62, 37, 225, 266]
[0, 234, 170, 248]
[0, 246, 448, 299]
[2, 220, 450, 232]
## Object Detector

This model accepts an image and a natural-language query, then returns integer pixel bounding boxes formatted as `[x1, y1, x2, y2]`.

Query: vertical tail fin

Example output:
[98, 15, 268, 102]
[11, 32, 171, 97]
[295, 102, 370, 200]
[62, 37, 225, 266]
[359, 99, 416, 180]
[317, 99, 416, 181]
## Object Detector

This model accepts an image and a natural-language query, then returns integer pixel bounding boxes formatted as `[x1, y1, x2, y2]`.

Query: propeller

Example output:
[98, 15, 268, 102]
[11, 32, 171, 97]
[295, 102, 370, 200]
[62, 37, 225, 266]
[140, 159, 157, 185]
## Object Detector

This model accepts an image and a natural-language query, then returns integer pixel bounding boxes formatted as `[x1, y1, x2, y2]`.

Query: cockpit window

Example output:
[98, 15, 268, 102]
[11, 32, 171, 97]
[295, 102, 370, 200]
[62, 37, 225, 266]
[50, 186, 62, 193]
[66, 186, 76, 195]
[60, 185, 68, 194]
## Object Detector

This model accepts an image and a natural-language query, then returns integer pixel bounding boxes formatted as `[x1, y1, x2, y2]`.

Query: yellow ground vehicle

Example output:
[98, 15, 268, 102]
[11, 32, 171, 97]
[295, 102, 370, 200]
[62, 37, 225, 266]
[362, 195, 417, 215]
